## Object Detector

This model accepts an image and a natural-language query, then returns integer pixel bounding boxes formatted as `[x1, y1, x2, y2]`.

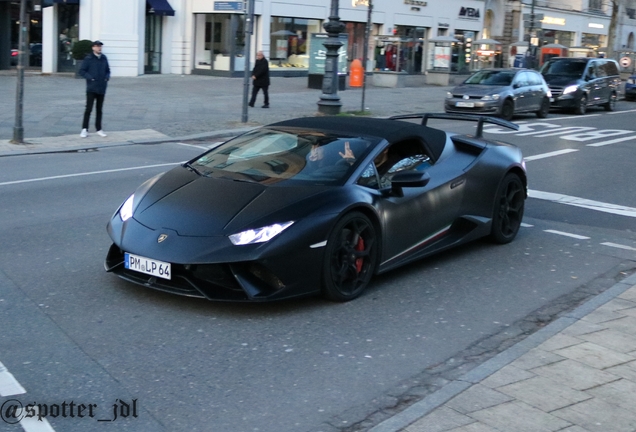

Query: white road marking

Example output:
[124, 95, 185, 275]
[524, 149, 579, 161]
[0, 361, 26, 396]
[544, 230, 591, 240]
[586, 135, 636, 147]
[601, 242, 636, 252]
[535, 114, 602, 121]
[608, 109, 636, 114]
[0, 162, 181, 187]
[521, 223, 534, 227]
[173, 142, 208, 150]
[529, 190, 636, 218]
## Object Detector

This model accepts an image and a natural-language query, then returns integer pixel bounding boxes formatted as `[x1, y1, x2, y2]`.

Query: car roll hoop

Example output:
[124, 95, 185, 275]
[388, 113, 519, 139]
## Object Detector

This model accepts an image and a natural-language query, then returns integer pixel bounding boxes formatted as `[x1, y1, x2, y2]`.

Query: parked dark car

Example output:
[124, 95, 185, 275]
[540, 57, 620, 114]
[445, 68, 552, 121]
[625, 75, 636, 101]
[105, 114, 526, 302]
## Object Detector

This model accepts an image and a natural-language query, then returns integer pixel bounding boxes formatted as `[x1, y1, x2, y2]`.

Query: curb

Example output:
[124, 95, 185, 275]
[0, 127, 256, 158]
[368, 271, 636, 432]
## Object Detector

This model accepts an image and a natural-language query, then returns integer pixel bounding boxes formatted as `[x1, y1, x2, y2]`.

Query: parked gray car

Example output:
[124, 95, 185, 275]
[444, 68, 552, 120]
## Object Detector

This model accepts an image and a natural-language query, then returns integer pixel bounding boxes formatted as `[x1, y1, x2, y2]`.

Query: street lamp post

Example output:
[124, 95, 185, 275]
[317, 0, 345, 115]
[11, 0, 27, 144]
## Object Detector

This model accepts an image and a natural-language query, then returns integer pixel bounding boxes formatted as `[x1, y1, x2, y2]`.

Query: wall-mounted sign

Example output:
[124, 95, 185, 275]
[214, 1, 244, 11]
[438, 22, 450, 27]
[459, 7, 480, 19]
[405, 0, 428, 6]
[542, 16, 566, 26]
[588, 23, 604, 28]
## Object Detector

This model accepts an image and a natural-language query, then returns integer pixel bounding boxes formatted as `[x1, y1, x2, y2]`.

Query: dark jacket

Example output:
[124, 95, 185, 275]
[79, 53, 111, 94]
[251, 57, 270, 87]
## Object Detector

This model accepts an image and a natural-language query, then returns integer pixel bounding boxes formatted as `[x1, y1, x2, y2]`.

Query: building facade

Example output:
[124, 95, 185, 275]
[1, 0, 634, 76]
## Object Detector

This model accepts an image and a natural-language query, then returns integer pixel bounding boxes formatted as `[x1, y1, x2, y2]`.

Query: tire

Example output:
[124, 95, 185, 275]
[604, 92, 617, 111]
[500, 100, 514, 121]
[574, 94, 587, 115]
[322, 212, 378, 301]
[490, 173, 525, 244]
[536, 98, 550, 118]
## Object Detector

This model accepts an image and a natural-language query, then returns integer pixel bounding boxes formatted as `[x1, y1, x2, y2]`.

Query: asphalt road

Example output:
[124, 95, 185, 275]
[0, 107, 635, 432]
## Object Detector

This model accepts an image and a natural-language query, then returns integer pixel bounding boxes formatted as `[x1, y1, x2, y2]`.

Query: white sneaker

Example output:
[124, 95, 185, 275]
[96, 130, 107, 137]
[80, 128, 88, 138]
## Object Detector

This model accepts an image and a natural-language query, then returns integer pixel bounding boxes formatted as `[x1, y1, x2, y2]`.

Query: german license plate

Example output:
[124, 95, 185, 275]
[456, 101, 475, 107]
[125, 253, 171, 280]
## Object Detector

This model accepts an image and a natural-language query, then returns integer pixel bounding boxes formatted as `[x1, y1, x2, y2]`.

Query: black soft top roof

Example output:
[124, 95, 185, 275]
[269, 116, 447, 162]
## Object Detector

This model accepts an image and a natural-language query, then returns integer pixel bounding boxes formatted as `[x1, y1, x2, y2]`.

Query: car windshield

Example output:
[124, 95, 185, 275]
[188, 127, 377, 185]
[464, 70, 515, 86]
[540, 60, 586, 77]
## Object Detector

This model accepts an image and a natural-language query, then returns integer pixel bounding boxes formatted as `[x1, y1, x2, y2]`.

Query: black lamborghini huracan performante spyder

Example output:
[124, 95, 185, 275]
[105, 114, 526, 302]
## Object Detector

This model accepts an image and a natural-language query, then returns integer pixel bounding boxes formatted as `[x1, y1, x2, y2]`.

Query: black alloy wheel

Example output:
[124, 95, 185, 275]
[604, 93, 617, 111]
[500, 100, 514, 121]
[574, 94, 587, 115]
[490, 173, 525, 244]
[322, 212, 378, 301]
[536, 98, 550, 118]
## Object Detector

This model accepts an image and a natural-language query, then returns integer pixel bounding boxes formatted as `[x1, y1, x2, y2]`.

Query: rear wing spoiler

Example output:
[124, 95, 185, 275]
[388, 113, 519, 139]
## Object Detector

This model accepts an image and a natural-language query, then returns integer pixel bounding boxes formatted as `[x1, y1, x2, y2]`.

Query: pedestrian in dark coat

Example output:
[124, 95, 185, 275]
[249, 51, 270, 108]
[79, 40, 110, 137]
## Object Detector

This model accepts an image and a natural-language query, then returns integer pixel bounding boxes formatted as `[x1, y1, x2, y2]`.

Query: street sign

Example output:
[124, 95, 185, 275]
[620, 56, 632, 68]
[524, 20, 543, 29]
[523, 13, 544, 20]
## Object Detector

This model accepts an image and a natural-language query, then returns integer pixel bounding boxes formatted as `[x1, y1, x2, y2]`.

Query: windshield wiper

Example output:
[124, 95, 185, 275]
[183, 162, 203, 176]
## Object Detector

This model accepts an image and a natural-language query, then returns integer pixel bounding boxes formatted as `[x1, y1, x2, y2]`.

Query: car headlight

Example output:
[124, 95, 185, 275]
[481, 94, 500, 101]
[547, 89, 552, 98]
[446, 92, 453, 99]
[562, 85, 579, 95]
[119, 194, 135, 222]
[229, 221, 294, 245]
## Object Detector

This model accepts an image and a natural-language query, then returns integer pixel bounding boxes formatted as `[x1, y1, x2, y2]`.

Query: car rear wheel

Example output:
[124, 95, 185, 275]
[574, 94, 587, 115]
[536, 98, 550, 118]
[490, 173, 525, 244]
[500, 100, 514, 121]
[604, 92, 617, 111]
[322, 212, 378, 301]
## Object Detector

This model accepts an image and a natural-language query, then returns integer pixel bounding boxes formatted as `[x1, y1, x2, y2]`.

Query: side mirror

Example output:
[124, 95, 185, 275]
[390, 171, 431, 197]
[513, 83, 521, 89]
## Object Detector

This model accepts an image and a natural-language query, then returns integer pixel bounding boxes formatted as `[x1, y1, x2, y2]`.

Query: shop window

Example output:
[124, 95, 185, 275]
[270, 17, 321, 69]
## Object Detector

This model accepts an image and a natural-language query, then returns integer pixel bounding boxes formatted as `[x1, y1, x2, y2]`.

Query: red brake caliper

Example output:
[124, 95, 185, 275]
[355, 237, 365, 273]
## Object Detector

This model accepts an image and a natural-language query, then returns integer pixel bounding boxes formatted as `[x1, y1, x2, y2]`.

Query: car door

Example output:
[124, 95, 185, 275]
[527, 71, 545, 111]
[373, 158, 465, 269]
[585, 61, 604, 103]
[512, 72, 532, 111]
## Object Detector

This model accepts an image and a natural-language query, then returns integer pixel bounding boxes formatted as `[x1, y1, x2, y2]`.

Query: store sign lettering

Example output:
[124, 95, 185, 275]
[459, 7, 480, 18]
[405, 0, 428, 6]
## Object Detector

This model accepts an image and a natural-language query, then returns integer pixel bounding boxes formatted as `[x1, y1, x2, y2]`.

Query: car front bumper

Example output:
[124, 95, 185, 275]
[444, 99, 500, 115]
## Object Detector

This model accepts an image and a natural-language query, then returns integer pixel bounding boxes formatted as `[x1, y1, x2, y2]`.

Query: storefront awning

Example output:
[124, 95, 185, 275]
[42, 0, 80, 6]
[147, 0, 175, 16]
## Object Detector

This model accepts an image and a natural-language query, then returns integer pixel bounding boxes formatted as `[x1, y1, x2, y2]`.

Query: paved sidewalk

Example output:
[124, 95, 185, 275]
[371, 273, 636, 432]
[0, 72, 452, 156]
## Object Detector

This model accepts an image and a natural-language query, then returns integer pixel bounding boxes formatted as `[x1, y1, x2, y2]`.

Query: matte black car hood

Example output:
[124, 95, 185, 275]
[134, 170, 328, 237]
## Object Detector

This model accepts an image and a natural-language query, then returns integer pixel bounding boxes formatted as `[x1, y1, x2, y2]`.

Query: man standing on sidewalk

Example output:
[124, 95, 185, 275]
[249, 51, 270, 108]
[79, 41, 110, 138]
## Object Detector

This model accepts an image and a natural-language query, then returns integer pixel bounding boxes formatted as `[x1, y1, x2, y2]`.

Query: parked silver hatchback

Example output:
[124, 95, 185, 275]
[444, 68, 552, 120]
